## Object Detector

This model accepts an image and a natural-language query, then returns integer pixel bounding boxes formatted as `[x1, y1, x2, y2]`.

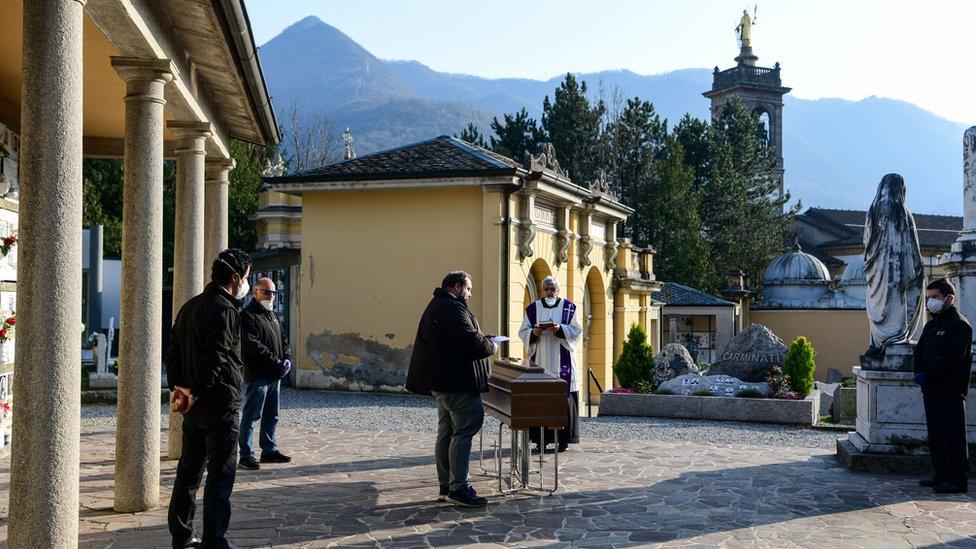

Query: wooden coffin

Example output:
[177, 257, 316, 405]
[484, 358, 568, 429]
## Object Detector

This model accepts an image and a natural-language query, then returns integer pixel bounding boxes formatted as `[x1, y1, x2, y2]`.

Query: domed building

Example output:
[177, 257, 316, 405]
[758, 243, 834, 307]
[747, 243, 868, 381]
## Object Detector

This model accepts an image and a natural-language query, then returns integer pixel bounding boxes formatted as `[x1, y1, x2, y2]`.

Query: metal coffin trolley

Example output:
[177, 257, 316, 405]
[481, 358, 567, 494]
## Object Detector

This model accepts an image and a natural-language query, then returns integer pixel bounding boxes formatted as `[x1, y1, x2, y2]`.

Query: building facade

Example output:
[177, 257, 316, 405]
[267, 137, 663, 402]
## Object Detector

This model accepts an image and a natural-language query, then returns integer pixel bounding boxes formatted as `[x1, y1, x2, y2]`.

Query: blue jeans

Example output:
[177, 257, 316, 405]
[238, 378, 280, 460]
[431, 391, 484, 492]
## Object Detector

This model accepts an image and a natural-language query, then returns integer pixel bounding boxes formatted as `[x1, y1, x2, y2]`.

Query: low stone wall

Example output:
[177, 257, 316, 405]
[599, 392, 819, 425]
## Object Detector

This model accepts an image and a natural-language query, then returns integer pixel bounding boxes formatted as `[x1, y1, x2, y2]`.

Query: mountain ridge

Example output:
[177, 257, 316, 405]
[259, 15, 967, 214]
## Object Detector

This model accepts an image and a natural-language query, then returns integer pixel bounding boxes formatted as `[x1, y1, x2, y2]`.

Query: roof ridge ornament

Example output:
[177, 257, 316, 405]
[524, 142, 567, 177]
[343, 128, 356, 160]
[588, 168, 616, 199]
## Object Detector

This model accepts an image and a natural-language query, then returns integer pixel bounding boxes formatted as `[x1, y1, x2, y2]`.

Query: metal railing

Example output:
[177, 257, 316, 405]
[586, 368, 604, 417]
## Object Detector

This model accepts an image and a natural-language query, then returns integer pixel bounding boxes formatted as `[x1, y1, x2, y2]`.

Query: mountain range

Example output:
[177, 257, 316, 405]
[259, 16, 969, 215]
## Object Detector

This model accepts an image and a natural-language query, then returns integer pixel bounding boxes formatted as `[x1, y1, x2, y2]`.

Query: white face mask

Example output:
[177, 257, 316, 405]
[235, 278, 250, 300]
[260, 299, 274, 311]
[543, 296, 558, 307]
[926, 297, 945, 314]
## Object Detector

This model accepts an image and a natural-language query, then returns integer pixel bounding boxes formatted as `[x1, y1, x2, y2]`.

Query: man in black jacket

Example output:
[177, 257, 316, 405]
[914, 278, 973, 494]
[407, 271, 496, 507]
[238, 276, 292, 470]
[166, 249, 251, 549]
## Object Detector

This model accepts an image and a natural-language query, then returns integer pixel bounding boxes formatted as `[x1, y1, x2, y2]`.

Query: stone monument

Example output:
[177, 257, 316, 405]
[651, 343, 700, 388]
[88, 331, 118, 389]
[840, 171, 976, 472]
[708, 323, 787, 382]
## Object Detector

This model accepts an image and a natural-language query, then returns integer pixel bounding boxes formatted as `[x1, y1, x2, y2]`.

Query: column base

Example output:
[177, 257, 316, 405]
[837, 363, 976, 473]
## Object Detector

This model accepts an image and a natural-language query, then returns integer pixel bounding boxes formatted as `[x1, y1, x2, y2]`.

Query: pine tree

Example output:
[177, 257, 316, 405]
[606, 97, 665, 241]
[542, 73, 606, 182]
[673, 98, 798, 292]
[642, 138, 715, 290]
[455, 123, 486, 148]
[488, 108, 543, 160]
[613, 323, 655, 390]
[783, 336, 816, 396]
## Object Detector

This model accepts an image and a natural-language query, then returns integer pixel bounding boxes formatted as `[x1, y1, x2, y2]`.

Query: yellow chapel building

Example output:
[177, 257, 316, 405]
[262, 137, 662, 400]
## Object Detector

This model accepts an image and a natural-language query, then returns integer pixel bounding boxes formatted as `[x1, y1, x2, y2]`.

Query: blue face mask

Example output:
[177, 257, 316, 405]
[926, 297, 945, 314]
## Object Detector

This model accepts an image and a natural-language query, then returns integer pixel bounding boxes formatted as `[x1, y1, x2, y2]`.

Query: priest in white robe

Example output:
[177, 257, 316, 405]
[518, 275, 584, 451]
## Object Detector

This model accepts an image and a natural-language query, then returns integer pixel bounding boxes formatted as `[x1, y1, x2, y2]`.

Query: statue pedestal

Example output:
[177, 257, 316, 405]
[838, 345, 976, 473]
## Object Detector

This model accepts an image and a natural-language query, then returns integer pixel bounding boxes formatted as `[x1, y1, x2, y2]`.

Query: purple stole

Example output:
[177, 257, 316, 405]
[526, 299, 576, 391]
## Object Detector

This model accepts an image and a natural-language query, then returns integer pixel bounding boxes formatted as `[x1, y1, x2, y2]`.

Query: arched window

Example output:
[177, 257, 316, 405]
[756, 110, 771, 149]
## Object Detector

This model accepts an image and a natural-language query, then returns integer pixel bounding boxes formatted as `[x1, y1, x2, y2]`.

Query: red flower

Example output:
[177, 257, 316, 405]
[5, 317, 13, 326]
[1, 328, 9, 339]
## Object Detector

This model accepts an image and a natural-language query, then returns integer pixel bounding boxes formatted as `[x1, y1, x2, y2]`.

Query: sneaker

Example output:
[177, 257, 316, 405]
[446, 485, 487, 508]
[919, 477, 945, 488]
[438, 484, 449, 501]
[934, 481, 968, 494]
[260, 451, 292, 464]
[238, 456, 260, 470]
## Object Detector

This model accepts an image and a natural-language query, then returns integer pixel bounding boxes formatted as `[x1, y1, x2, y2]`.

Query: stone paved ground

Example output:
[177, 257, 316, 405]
[2, 391, 976, 547]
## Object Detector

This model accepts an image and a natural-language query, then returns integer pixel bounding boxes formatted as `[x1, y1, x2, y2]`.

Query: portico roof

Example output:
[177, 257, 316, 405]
[0, 0, 279, 158]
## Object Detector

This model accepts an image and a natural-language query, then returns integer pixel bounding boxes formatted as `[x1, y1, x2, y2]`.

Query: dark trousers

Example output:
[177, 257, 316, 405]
[923, 391, 969, 484]
[168, 411, 241, 549]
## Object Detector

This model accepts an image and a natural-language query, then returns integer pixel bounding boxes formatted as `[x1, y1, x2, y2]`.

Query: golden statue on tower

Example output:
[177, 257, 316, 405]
[736, 7, 757, 48]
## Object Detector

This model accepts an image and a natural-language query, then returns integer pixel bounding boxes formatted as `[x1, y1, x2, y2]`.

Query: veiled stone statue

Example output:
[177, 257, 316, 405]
[864, 174, 924, 356]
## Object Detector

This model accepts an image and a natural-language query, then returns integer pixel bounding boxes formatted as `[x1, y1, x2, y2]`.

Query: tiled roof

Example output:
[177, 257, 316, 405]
[800, 207, 962, 250]
[266, 136, 521, 183]
[797, 238, 845, 266]
[652, 282, 735, 308]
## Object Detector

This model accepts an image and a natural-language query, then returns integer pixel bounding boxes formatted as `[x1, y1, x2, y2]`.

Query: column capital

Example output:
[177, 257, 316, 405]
[205, 157, 236, 182]
[110, 57, 174, 83]
[167, 121, 212, 153]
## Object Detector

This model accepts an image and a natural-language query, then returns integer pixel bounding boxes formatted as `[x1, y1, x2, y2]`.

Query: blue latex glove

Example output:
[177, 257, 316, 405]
[914, 372, 926, 387]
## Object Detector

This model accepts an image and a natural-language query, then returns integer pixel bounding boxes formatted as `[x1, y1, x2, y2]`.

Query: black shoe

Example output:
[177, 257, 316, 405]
[446, 485, 487, 508]
[557, 443, 569, 453]
[919, 477, 945, 488]
[438, 484, 449, 501]
[176, 537, 201, 548]
[238, 456, 260, 470]
[934, 481, 968, 494]
[260, 451, 292, 464]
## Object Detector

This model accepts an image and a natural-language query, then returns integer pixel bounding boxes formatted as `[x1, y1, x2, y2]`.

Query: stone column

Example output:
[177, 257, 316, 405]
[111, 57, 173, 513]
[960, 127, 976, 240]
[9, 1, 85, 546]
[205, 158, 236, 263]
[166, 122, 211, 460]
[942, 127, 976, 341]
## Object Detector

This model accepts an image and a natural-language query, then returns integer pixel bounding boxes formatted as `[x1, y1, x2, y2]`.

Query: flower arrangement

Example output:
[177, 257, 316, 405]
[0, 235, 16, 256]
[0, 314, 15, 343]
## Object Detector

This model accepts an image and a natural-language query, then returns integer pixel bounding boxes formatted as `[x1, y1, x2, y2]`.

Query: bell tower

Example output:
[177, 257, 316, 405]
[703, 10, 791, 199]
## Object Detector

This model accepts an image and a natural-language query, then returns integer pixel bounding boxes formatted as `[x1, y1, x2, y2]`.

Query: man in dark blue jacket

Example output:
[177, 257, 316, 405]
[407, 271, 496, 507]
[166, 249, 251, 548]
[914, 278, 973, 494]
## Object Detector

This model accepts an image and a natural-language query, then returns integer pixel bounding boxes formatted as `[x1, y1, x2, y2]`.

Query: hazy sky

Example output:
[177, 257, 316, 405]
[245, 0, 975, 125]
